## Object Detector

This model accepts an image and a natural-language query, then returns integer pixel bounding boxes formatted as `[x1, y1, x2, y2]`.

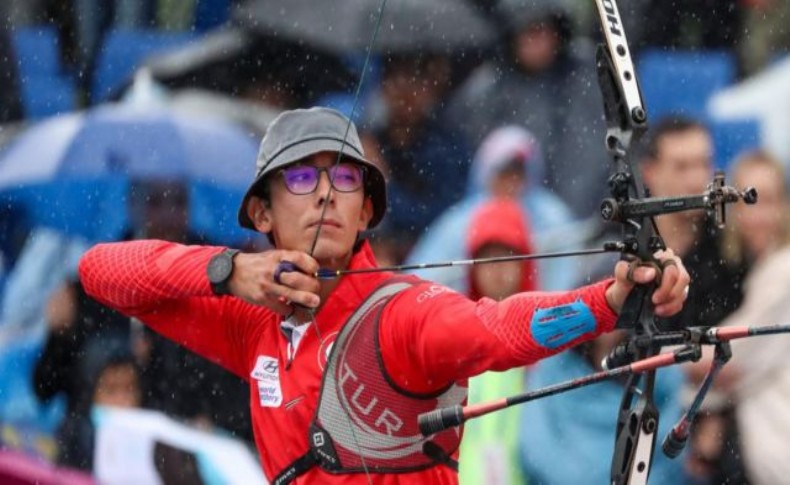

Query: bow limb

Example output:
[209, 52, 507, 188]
[591, 1, 662, 483]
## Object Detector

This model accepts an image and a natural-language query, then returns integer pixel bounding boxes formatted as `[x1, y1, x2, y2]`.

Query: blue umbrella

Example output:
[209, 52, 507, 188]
[0, 105, 261, 245]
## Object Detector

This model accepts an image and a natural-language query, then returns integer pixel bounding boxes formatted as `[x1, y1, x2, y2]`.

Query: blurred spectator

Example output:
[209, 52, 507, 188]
[0, 228, 88, 464]
[703, 243, 790, 484]
[445, 0, 608, 218]
[459, 198, 536, 485]
[685, 150, 789, 483]
[466, 199, 539, 300]
[633, 123, 744, 482]
[0, 6, 24, 123]
[722, 150, 790, 267]
[362, 52, 473, 263]
[639, 117, 748, 331]
[49, 342, 142, 470]
[638, 117, 750, 483]
[518, 330, 688, 484]
[406, 126, 578, 292]
[33, 180, 252, 466]
[116, 181, 251, 440]
[92, 353, 141, 408]
[33, 281, 131, 470]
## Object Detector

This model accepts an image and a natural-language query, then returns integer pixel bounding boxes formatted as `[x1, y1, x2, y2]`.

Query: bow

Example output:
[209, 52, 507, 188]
[284, 0, 759, 483]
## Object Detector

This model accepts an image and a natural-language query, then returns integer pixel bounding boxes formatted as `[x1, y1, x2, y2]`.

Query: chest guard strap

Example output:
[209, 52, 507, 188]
[272, 278, 465, 484]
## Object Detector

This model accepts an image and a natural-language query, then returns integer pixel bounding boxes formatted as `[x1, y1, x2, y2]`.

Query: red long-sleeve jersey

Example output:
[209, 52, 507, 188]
[79, 240, 617, 483]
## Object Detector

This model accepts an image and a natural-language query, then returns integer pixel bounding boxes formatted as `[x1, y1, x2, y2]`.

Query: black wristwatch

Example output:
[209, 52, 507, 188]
[207, 249, 240, 296]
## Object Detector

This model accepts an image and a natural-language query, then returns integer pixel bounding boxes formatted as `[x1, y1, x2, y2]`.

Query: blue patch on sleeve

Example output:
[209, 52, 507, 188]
[530, 300, 596, 349]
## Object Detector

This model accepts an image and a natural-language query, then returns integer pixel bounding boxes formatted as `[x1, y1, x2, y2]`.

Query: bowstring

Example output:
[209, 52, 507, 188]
[305, 2, 389, 483]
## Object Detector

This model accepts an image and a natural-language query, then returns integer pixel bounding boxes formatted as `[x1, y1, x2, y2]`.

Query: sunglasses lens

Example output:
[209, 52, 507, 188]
[281, 163, 364, 194]
[282, 166, 318, 194]
[330, 164, 364, 192]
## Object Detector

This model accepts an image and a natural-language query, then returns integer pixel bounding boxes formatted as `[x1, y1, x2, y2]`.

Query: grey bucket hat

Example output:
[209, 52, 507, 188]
[237, 107, 387, 230]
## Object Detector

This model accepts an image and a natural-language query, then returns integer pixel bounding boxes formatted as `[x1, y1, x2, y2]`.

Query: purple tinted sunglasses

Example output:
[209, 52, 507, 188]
[280, 163, 365, 195]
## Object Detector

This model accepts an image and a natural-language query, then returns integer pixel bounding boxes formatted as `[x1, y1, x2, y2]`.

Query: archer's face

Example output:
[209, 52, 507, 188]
[249, 152, 373, 267]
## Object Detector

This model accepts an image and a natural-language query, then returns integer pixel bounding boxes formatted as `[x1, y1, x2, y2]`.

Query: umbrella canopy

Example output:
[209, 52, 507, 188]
[140, 26, 358, 107]
[167, 88, 280, 138]
[233, 0, 372, 55]
[233, 0, 495, 56]
[370, 0, 496, 55]
[0, 105, 260, 245]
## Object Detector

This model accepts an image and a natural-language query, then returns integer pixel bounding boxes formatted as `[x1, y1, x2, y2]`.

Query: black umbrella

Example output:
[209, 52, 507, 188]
[370, 0, 496, 55]
[140, 25, 358, 107]
[232, 0, 376, 55]
[233, 0, 495, 56]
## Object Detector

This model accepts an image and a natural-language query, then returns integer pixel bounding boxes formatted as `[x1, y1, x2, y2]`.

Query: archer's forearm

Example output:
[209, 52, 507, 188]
[79, 240, 224, 315]
[381, 279, 618, 394]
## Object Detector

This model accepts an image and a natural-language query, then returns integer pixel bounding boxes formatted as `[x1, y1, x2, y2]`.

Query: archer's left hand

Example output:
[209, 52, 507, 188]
[605, 249, 690, 317]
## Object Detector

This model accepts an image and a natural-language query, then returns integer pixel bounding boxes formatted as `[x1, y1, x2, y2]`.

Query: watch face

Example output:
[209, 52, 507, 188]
[208, 254, 233, 283]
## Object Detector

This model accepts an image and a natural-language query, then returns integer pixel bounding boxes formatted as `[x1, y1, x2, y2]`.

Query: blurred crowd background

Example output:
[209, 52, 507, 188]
[0, 0, 789, 483]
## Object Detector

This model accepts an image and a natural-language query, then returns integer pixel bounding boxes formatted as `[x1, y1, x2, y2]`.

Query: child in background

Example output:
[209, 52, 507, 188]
[55, 343, 142, 471]
[459, 198, 537, 485]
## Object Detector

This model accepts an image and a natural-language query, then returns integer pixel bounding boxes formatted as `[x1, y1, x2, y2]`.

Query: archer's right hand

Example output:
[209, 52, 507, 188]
[229, 250, 321, 316]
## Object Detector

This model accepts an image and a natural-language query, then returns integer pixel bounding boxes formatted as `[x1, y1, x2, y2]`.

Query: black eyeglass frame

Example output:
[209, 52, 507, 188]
[278, 163, 368, 196]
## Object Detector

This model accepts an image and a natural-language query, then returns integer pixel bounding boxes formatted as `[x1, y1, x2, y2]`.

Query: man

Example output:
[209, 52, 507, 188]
[640, 117, 747, 330]
[361, 51, 472, 264]
[639, 116, 749, 483]
[79, 107, 689, 483]
[446, 0, 608, 218]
